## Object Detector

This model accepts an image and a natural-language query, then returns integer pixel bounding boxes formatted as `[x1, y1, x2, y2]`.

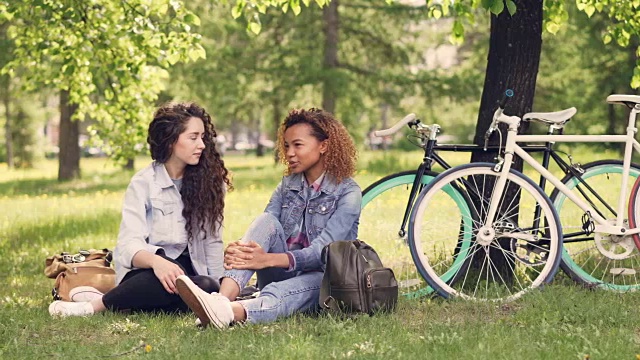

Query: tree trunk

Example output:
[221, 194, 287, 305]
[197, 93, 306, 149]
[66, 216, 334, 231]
[322, 0, 339, 114]
[273, 99, 282, 164]
[3, 84, 13, 168]
[380, 103, 390, 150]
[469, 0, 543, 281]
[230, 120, 239, 151]
[58, 89, 81, 181]
[122, 158, 134, 170]
[606, 90, 618, 151]
[253, 111, 263, 157]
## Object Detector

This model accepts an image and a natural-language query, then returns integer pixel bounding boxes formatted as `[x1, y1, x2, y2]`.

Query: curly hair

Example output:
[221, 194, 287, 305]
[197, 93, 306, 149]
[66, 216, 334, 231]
[276, 108, 357, 183]
[148, 102, 232, 242]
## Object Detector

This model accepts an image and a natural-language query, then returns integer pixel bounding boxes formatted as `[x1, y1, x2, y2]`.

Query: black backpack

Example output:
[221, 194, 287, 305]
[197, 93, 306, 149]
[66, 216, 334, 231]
[319, 240, 398, 315]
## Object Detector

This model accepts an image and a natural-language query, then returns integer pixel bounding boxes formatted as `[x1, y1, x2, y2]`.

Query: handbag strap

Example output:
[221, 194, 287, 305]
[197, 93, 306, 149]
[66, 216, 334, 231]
[322, 295, 341, 312]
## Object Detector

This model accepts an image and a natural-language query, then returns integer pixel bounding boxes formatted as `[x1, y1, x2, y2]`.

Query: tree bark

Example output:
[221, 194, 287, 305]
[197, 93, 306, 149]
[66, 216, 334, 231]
[256, 114, 264, 157]
[58, 89, 81, 181]
[122, 158, 134, 170]
[472, 1, 541, 151]
[273, 99, 282, 164]
[469, 0, 543, 281]
[380, 103, 390, 150]
[3, 83, 13, 168]
[606, 90, 618, 151]
[322, 0, 339, 114]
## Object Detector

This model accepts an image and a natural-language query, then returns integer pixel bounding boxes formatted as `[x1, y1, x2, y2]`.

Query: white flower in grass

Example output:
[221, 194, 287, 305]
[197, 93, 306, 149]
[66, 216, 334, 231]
[354, 341, 375, 354]
[108, 318, 145, 334]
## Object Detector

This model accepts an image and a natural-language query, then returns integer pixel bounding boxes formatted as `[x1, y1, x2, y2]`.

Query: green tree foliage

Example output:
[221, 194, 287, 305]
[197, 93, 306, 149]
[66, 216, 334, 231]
[170, 0, 440, 150]
[535, 5, 636, 136]
[418, 0, 640, 89]
[10, 101, 44, 168]
[574, 0, 640, 88]
[0, 0, 206, 163]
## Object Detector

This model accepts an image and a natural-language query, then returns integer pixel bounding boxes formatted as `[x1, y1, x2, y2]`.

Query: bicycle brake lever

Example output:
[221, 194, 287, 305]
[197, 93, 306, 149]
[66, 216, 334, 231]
[407, 120, 420, 128]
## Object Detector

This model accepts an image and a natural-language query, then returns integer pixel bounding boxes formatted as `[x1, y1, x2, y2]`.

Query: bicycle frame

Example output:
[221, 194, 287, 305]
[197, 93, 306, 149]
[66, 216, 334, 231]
[486, 106, 640, 236]
[395, 126, 579, 238]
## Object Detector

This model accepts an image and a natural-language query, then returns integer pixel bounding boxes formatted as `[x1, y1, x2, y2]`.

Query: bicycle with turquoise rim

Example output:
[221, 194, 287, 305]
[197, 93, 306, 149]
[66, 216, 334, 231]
[406, 94, 640, 301]
[361, 92, 640, 300]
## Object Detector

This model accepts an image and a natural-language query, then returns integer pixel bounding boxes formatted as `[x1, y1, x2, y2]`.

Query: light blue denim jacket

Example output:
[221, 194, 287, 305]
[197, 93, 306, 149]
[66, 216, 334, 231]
[264, 172, 362, 272]
[113, 162, 224, 284]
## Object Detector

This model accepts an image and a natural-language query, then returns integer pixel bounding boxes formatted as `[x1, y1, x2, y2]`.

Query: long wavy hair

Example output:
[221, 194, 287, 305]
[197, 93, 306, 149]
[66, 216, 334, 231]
[147, 102, 232, 241]
[276, 108, 357, 183]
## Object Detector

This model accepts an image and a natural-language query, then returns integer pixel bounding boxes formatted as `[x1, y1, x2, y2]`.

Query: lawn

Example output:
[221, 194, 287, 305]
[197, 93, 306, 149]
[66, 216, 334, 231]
[2, 150, 640, 359]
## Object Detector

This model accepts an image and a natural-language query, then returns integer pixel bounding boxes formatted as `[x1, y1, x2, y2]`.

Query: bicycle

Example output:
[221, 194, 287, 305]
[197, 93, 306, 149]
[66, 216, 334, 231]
[406, 94, 640, 301]
[361, 94, 640, 299]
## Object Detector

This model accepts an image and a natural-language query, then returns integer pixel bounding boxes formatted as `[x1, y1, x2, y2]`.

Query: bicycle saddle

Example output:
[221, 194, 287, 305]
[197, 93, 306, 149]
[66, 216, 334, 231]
[607, 94, 640, 107]
[522, 107, 577, 127]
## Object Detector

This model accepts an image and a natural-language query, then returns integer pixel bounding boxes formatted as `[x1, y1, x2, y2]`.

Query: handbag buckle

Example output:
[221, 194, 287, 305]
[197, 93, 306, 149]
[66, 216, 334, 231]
[51, 287, 61, 300]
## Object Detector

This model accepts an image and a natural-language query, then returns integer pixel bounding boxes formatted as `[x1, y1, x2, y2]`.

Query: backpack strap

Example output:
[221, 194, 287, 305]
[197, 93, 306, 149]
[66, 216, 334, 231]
[322, 295, 341, 312]
[319, 244, 332, 310]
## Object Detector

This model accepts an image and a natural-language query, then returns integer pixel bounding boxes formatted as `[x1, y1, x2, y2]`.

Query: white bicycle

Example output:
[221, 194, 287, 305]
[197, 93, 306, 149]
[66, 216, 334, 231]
[408, 94, 640, 301]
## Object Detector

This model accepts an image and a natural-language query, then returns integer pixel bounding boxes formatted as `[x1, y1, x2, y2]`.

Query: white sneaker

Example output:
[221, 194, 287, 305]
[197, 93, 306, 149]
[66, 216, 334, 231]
[176, 275, 234, 329]
[69, 286, 104, 302]
[49, 301, 94, 317]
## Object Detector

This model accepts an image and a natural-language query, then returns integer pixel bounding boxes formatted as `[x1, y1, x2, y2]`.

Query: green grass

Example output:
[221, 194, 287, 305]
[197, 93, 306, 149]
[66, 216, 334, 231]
[2, 152, 640, 359]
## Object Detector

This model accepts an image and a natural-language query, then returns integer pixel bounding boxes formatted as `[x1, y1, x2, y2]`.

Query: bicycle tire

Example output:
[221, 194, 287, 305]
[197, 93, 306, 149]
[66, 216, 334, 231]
[360, 170, 442, 298]
[409, 163, 563, 301]
[551, 160, 640, 290]
[629, 175, 640, 249]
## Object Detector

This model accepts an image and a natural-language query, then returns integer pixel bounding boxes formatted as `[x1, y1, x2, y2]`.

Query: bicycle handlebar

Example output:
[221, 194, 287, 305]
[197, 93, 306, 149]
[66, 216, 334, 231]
[373, 113, 417, 137]
[484, 89, 515, 150]
[498, 89, 514, 109]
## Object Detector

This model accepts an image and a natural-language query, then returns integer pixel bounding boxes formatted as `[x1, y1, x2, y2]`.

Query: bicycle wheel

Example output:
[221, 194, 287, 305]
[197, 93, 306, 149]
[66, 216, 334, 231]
[409, 163, 562, 301]
[360, 170, 441, 298]
[551, 160, 640, 290]
[629, 175, 640, 249]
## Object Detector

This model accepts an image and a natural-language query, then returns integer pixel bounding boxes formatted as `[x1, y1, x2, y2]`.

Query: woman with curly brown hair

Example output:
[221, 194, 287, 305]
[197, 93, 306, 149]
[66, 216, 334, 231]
[49, 102, 232, 317]
[175, 108, 361, 328]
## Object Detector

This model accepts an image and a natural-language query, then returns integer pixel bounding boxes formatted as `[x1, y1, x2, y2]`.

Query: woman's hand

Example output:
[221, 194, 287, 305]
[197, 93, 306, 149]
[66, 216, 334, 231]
[224, 241, 255, 269]
[224, 241, 271, 270]
[151, 256, 185, 294]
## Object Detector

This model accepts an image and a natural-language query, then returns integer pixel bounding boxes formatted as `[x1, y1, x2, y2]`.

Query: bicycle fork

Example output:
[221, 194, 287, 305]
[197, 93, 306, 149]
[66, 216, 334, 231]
[398, 139, 438, 238]
[479, 126, 519, 244]
[398, 161, 430, 238]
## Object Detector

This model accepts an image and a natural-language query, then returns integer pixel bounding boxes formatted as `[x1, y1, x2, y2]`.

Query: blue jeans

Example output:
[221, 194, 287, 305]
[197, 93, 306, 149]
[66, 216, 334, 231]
[223, 213, 323, 324]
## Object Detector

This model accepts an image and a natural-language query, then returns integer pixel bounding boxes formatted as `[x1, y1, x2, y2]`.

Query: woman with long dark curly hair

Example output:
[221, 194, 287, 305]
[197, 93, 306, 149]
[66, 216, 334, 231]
[49, 102, 232, 316]
[176, 108, 361, 328]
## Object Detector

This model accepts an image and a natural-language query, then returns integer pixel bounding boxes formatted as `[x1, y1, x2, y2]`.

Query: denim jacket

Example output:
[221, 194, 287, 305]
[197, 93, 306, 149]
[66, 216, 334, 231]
[113, 162, 224, 284]
[264, 172, 362, 272]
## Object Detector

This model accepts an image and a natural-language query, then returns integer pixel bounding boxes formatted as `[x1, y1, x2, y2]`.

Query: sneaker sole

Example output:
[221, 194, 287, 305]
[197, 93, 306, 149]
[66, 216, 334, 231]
[70, 287, 104, 302]
[176, 277, 216, 328]
[49, 301, 62, 316]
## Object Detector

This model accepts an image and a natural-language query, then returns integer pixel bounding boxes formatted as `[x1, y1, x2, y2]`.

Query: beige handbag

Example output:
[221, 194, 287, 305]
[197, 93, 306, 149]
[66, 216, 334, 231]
[45, 249, 116, 301]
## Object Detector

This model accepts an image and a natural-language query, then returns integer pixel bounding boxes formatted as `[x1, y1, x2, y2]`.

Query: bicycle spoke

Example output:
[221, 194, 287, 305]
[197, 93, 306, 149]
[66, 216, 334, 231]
[410, 164, 562, 301]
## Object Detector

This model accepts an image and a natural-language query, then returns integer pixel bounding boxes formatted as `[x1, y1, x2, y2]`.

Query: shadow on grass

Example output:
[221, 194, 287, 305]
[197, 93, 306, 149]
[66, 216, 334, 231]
[0, 171, 134, 197]
[1, 210, 121, 275]
[1, 163, 283, 197]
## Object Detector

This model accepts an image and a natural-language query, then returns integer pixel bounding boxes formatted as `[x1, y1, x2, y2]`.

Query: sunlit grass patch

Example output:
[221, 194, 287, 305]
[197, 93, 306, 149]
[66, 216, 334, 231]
[3, 152, 640, 358]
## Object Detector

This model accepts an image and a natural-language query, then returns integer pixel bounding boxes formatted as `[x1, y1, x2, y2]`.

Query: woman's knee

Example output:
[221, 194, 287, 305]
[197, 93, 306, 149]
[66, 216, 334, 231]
[241, 213, 286, 247]
[251, 212, 282, 232]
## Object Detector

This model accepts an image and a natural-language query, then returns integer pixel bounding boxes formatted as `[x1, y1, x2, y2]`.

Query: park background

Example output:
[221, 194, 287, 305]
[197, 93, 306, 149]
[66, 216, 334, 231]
[2, 0, 640, 359]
